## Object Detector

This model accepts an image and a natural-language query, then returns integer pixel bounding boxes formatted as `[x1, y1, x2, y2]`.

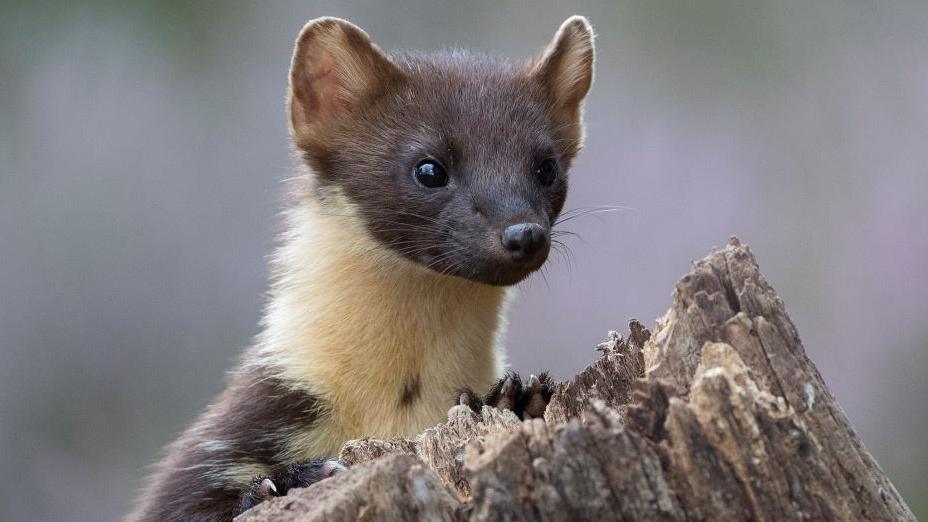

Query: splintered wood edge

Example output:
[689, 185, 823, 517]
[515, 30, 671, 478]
[239, 237, 915, 521]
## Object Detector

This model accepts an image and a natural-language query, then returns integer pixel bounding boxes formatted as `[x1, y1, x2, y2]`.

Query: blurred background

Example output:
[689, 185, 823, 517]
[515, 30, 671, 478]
[1, 0, 926, 519]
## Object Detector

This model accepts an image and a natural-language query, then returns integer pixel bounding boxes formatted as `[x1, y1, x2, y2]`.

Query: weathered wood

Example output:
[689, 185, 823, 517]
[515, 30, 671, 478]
[644, 238, 913, 520]
[338, 404, 522, 499]
[237, 453, 462, 521]
[238, 238, 914, 522]
[544, 320, 647, 424]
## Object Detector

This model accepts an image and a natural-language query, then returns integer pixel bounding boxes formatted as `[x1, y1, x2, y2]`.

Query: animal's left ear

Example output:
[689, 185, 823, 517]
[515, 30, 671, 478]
[526, 16, 595, 156]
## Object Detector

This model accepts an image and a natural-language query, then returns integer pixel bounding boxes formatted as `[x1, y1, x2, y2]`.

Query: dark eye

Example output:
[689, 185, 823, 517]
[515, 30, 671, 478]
[413, 160, 449, 188]
[536, 158, 559, 186]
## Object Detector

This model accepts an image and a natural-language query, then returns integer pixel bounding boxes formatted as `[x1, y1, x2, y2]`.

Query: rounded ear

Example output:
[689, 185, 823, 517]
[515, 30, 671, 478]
[288, 17, 404, 152]
[525, 16, 595, 159]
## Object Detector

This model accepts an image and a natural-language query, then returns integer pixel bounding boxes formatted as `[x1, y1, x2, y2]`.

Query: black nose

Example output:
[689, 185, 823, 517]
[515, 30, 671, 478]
[501, 223, 548, 263]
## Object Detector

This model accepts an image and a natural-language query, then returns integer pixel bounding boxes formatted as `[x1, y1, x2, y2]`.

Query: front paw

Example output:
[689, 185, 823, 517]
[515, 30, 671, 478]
[458, 371, 554, 420]
[283, 458, 347, 491]
[238, 476, 279, 515]
[237, 459, 346, 515]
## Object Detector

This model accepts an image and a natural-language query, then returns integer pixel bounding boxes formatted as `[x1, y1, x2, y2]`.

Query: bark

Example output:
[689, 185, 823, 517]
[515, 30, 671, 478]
[237, 238, 914, 522]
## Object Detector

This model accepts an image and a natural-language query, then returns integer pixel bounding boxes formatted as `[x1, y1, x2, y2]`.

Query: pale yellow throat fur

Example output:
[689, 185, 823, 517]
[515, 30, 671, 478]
[251, 190, 509, 459]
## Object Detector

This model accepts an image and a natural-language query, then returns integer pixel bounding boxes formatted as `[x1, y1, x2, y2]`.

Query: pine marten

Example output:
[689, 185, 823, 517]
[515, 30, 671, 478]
[129, 15, 594, 521]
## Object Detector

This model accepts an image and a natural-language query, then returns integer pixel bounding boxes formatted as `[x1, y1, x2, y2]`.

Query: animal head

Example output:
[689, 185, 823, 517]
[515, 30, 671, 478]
[288, 16, 594, 285]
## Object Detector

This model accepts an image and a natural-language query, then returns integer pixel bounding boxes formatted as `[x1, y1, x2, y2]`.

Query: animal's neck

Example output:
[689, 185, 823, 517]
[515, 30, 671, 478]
[254, 200, 508, 441]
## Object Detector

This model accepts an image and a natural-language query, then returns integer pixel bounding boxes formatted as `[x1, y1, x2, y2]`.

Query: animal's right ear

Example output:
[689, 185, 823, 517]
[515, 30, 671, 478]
[288, 17, 404, 153]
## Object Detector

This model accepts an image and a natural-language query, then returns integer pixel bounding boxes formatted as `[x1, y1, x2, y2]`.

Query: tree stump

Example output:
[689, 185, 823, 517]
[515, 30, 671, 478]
[237, 238, 914, 521]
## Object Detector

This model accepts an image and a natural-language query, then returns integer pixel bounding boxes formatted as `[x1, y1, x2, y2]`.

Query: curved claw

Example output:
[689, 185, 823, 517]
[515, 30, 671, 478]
[238, 475, 280, 515]
[521, 372, 554, 419]
[320, 460, 347, 477]
[456, 371, 554, 420]
[258, 478, 278, 497]
[457, 387, 484, 413]
[496, 378, 516, 410]
[528, 374, 541, 392]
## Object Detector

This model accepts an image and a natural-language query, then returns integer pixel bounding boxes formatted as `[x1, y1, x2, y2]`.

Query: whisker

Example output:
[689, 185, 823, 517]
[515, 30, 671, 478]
[553, 207, 632, 227]
[551, 229, 583, 241]
[539, 265, 551, 289]
[551, 238, 576, 272]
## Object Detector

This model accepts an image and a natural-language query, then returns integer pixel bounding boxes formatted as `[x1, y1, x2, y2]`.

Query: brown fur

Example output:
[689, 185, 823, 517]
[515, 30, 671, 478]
[129, 369, 322, 521]
[130, 15, 594, 521]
